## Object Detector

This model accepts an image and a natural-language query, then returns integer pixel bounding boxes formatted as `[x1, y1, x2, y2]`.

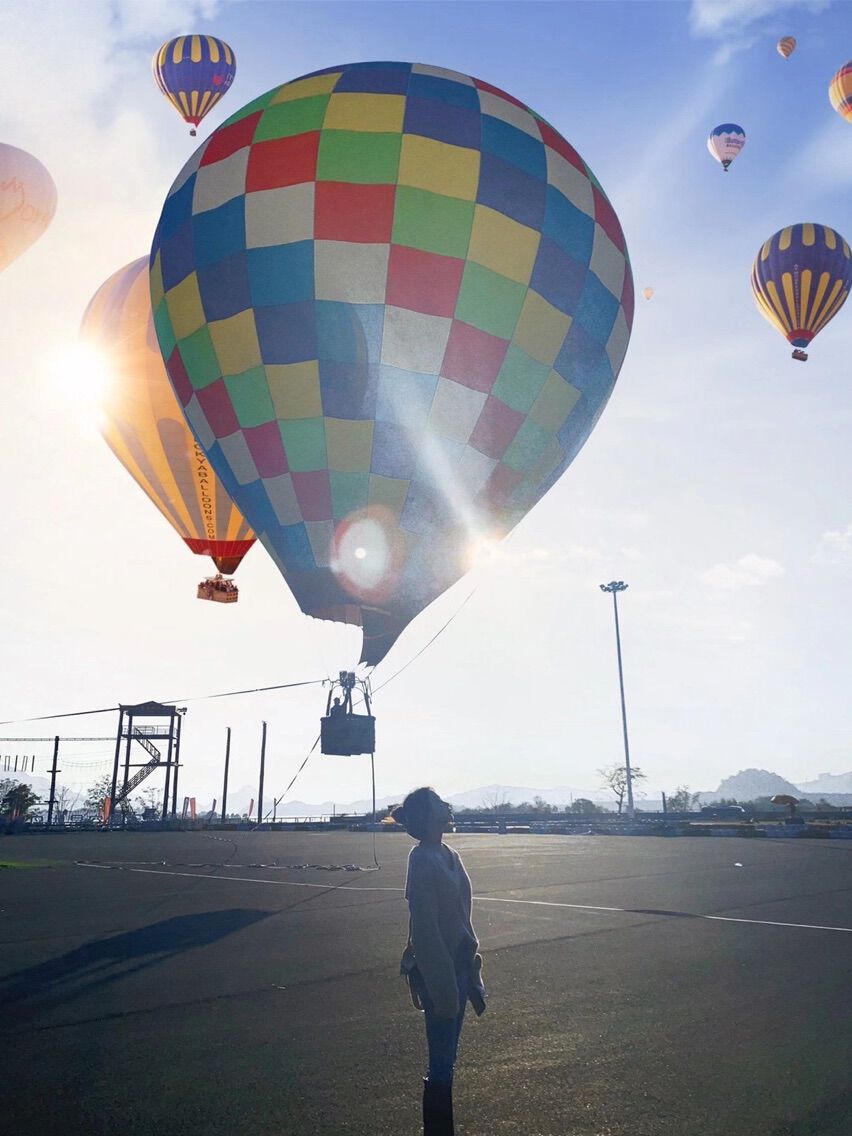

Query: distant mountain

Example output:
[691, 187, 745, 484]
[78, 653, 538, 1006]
[705, 768, 803, 802]
[0, 773, 53, 797]
[796, 770, 852, 794]
[220, 781, 617, 818]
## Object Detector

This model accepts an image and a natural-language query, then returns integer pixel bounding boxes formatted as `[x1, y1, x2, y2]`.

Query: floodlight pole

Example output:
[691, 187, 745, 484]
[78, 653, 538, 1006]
[257, 721, 267, 829]
[600, 581, 635, 820]
[47, 736, 60, 828]
[221, 727, 231, 824]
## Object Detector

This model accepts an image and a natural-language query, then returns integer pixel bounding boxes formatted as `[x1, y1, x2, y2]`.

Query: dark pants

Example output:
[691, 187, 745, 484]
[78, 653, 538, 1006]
[420, 961, 469, 1084]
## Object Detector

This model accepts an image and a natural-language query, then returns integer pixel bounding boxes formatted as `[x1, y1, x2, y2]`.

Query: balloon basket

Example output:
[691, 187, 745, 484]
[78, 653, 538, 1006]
[321, 671, 375, 756]
[197, 574, 238, 603]
[791, 349, 808, 362]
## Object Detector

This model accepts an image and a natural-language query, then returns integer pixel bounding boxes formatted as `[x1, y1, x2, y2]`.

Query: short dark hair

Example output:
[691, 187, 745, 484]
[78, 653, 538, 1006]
[390, 786, 439, 841]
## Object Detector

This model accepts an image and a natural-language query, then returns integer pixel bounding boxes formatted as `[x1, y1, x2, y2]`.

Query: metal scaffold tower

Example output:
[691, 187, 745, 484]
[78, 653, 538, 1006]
[109, 701, 186, 824]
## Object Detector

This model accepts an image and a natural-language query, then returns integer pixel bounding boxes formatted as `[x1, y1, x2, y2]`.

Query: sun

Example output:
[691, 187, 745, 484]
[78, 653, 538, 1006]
[46, 341, 113, 425]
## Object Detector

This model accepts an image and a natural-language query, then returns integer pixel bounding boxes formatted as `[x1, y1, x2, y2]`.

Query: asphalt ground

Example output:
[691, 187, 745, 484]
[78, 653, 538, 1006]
[0, 830, 850, 1136]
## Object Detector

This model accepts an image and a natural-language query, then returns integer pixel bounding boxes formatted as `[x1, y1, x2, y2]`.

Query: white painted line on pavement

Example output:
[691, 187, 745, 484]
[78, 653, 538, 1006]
[75, 862, 852, 933]
[76, 861, 401, 892]
[474, 894, 852, 933]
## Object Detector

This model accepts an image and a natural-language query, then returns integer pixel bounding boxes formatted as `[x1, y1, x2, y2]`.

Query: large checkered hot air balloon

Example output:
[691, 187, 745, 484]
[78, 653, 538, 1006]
[751, 223, 852, 361]
[82, 258, 255, 588]
[150, 61, 633, 664]
[153, 35, 236, 136]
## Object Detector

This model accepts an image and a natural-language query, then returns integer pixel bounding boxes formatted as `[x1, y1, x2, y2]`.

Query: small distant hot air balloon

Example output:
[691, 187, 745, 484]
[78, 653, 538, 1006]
[751, 223, 852, 361]
[153, 35, 236, 136]
[829, 61, 852, 123]
[0, 143, 56, 274]
[707, 124, 746, 171]
[777, 36, 796, 59]
[81, 258, 255, 594]
[642, 287, 654, 300]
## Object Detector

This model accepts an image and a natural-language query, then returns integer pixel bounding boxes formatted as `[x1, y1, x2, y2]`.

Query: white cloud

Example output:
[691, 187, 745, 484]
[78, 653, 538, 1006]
[813, 524, 852, 563]
[698, 553, 785, 589]
[689, 0, 830, 37]
[782, 119, 852, 193]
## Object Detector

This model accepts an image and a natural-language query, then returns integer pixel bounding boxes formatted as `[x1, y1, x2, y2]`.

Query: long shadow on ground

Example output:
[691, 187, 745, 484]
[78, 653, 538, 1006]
[0, 908, 273, 1014]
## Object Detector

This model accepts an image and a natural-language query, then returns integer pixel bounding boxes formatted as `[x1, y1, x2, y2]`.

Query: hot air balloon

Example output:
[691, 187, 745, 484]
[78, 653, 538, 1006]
[829, 61, 852, 123]
[707, 124, 745, 171]
[150, 61, 634, 666]
[81, 257, 255, 595]
[0, 143, 56, 273]
[642, 287, 654, 300]
[153, 35, 236, 136]
[751, 224, 852, 361]
[777, 36, 796, 59]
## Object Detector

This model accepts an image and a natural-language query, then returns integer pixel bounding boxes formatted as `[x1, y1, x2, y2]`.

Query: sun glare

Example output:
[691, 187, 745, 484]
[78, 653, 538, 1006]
[47, 342, 112, 419]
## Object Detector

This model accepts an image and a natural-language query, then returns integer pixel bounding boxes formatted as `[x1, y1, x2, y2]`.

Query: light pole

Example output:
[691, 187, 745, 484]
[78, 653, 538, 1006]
[599, 581, 635, 820]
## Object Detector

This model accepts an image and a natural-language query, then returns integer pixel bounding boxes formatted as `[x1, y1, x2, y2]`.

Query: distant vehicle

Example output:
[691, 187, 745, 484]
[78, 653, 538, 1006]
[700, 805, 748, 819]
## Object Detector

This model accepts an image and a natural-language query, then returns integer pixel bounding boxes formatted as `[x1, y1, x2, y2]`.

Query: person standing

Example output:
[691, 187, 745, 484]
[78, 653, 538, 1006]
[392, 787, 486, 1136]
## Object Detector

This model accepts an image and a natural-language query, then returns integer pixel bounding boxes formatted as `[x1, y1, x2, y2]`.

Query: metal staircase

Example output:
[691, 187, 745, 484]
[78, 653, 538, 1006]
[114, 729, 162, 803]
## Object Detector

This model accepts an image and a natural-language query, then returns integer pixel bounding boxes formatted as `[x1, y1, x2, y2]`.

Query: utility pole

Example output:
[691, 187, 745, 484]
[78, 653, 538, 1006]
[221, 727, 231, 824]
[171, 709, 186, 819]
[47, 737, 60, 827]
[599, 580, 635, 820]
[257, 721, 267, 828]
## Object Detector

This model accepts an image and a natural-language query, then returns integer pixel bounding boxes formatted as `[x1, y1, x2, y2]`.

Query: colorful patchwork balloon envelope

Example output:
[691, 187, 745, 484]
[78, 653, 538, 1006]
[150, 61, 634, 664]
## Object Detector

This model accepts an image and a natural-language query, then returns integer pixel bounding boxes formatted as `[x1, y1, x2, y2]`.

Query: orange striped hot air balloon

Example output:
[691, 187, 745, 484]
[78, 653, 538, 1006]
[829, 61, 852, 123]
[777, 37, 796, 59]
[751, 223, 852, 361]
[81, 257, 255, 589]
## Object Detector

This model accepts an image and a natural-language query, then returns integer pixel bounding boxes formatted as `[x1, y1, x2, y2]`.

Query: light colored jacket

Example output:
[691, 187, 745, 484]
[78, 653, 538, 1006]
[405, 842, 486, 1019]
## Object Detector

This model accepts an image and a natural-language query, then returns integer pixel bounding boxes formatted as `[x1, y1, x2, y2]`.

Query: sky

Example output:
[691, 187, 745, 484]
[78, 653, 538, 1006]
[2, 0, 852, 812]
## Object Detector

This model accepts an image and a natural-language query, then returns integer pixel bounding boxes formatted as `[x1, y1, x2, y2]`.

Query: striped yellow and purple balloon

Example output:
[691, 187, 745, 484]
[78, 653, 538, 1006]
[751, 223, 852, 358]
[153, 35, 236, 136]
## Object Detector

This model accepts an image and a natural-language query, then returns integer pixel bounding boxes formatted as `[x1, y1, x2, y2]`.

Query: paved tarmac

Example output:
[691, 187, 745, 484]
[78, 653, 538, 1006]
[1, 829, 850, 1136]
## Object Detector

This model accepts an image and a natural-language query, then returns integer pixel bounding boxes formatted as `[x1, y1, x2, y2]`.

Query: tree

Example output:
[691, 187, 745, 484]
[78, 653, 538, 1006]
[54, 784, 81, 818]
[481, 789, 512, 812]
[85, 773, 132, 821]
[568, 798, 600, 814]
[531, 795, 558, 815]
[597, 764, 647, 814]
[1, 782, 41, 820]
[135, 786, 163, 815]
[666, 785, 701, 812]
